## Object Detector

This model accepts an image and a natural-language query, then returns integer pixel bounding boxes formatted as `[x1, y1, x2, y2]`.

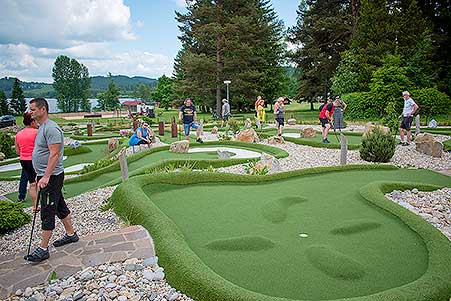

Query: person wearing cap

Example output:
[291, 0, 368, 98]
[221, 98, 231, 127]
[398, 91, 418, 146]
[274, 97, 285, 136]
[178, 98, 203, 143]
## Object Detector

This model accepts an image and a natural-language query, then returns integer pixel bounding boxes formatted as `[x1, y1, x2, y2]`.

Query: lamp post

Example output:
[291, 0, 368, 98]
[224, 80, 231, 102]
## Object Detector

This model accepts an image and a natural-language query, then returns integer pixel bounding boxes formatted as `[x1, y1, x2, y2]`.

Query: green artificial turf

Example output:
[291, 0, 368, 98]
[422, 128, 451, 136]
[110, 167, 451, 301]
[6, 142, 286, 206]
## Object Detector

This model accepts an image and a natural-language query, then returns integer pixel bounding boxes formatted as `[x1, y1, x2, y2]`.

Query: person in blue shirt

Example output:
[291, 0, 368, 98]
[178, 98, 203, 143]
[129, 122, 151, 146]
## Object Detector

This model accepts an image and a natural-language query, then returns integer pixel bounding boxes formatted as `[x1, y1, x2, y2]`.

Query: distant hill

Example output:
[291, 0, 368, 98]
[0, 75, 158, 98]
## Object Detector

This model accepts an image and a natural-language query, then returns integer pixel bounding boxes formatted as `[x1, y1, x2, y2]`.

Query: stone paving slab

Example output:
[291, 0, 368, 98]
[0, 225, 154, 299]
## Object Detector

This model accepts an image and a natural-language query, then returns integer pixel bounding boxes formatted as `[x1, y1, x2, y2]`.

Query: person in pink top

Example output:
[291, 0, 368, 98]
[15, 112, 38, 206]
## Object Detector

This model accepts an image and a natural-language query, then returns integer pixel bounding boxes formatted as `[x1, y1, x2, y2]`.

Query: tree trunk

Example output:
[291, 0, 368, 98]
[310, 98, 314, 110]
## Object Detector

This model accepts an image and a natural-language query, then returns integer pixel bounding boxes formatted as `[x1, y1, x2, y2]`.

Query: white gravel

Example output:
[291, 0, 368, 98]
[0, 186, 123, 257]
[386, 188, 451, 240]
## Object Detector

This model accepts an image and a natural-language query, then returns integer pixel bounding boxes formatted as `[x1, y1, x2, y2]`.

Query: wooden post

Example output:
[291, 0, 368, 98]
[119, 148, 128, 182]
[87, 123, 93, 136]
[158, 121, 165, 136]
[339, 133, 347, 165]
[415, 114, 420, 136]
[171, 117, 177, 138]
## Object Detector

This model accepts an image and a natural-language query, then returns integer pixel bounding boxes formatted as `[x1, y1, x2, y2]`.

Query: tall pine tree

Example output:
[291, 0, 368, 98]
[174, 0, 285, 113]
[0, 90, 10, 115]
[10, 78, 26, 114]
[289, 0, 353, 108]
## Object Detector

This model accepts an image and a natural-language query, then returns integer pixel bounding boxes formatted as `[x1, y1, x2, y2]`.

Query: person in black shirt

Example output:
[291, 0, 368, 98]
[178, 98, 203, 143]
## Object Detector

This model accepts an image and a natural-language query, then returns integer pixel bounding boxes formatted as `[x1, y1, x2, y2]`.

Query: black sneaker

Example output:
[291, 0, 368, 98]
[196, 138, 203, 143]
[18, 199, 25, 203]
[53, 232, 79, 247]
[398, 141, 404, 145]
[24, 247, 49, 262]
[402, 142, 410, 146]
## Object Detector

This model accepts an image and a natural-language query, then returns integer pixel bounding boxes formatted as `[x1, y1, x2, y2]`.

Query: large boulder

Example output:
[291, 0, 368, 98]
[236, 129, 259, 143]
[211, 126, 219, 134]
[170, 140, 190, 153]
[267, 136, 285, 144]
[415, 133, 443, 157]
[256, 154, 281, 173]
[108, 138, 119, 153]
[301, 127, 316, 138]
[364, 122, 390, 136]
[287, 118, 297, 125]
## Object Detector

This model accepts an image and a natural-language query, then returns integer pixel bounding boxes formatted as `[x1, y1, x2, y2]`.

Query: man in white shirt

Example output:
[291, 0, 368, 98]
[399, 91, 419, 146]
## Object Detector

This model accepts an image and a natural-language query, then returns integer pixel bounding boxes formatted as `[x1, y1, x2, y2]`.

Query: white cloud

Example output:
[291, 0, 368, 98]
[136, 20, 144, 28]
[0, 43, 173, 83]
[0, 0, 134, 48]
[175, 0, 187, 8]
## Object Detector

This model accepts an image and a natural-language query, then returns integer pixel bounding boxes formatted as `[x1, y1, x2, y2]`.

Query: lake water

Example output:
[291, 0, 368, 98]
[23, 98, 137, 113]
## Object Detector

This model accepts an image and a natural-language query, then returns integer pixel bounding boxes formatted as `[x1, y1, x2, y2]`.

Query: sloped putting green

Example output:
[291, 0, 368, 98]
[110, 166, 451, 301]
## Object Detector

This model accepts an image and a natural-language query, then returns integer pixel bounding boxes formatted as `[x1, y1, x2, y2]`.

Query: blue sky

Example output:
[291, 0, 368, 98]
[0, 0, 299, 83]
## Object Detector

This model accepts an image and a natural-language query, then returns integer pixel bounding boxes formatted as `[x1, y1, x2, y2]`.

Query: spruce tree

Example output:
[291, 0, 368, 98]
[10, 78, 26, 114]
[174, 0, 285, 113]
[0, 90, 10, 115]
[289, 0, 353, 107]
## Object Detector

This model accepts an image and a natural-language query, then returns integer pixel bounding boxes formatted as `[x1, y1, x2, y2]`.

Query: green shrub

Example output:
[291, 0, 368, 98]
[0, 132, 15, 159]
[360, 127, 396, 162]
[64, 145, 92, 156]
[341, 92, 377, 119]
[244, 161, 269, 175]
[227, 119, 240, 134]
[411, 88, 451, 117]
[0, 201, 31, 234]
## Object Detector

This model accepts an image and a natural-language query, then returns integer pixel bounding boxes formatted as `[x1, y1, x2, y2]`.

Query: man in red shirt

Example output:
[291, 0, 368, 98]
[318, 100, 338, 143]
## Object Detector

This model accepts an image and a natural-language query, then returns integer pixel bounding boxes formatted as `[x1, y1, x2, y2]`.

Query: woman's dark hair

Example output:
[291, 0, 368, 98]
[23, 112, 34, 126]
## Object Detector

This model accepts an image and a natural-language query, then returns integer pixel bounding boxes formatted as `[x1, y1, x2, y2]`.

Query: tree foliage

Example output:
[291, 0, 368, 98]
[174, 0, 286, 113]
[52, 55, 91, 112]
[10, 78, 26, 114]
[0, 90, 10, 115]
[97, 73, 120, 111]
[151, 75, 174, 110]
[289, 0, 353, 104]
[133, 83, 153, 102]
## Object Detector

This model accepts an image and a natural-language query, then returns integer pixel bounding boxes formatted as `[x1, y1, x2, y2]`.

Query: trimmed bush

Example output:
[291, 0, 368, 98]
[444, 139, 451, 152]
[64, 145, 92, 156]
[341, 92, 377, 120]
[411, 88, 451, 117]
[0, 132, 15, 159]
[0, 201, 31, 234]
[360, 127, 396, 162]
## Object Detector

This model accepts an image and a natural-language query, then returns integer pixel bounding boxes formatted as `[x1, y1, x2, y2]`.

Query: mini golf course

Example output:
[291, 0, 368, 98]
[110, 166, 451, 301]
[261, 128, 364, 150]
[4, 141, 287, 206]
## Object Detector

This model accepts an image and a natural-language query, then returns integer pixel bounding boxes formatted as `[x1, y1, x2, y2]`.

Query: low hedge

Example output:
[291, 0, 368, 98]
[70, 133, 121, 140]
[109, 166, 451, 301]
[444, 139, 451, 152]
[0, 201, 31, 234]
[63, 145, 92, 156]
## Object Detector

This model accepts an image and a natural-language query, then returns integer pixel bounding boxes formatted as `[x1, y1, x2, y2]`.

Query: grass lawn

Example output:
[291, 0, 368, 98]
[112, 167, 451, 301]
[421, 127, 451, 136]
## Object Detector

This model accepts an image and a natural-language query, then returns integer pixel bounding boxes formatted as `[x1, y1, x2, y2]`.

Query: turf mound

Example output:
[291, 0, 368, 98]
[110, 165, 451, 301]
[205, 235, 275, 251]
[306, 244, 366, 280]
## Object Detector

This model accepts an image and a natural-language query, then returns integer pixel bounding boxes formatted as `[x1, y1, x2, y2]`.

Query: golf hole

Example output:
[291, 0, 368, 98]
[299, 233, 309, 238]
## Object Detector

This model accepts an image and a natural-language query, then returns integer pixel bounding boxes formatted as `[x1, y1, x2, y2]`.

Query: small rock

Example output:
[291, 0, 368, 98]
[143, 270, 155, 281]
[105, 282, 117, 289]
[148, 292, 156, 300]
[80, 271, 94, 281]
[109, 290, 119, 299]
[153, 271, 165, 281]
[118, 296, 127, 301]
[125, 264, 137, 271]
[24, 287, 33, 297]
[15, 289, 23, 296]
[143, 257, 158, 267]
[168, 293, 180, 301]
[412, 188, 419, 194]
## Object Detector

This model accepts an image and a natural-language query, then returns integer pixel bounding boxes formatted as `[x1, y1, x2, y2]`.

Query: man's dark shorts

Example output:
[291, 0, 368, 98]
[319, 118, 330, 128]
[400, 116, 413, 131]
[276, 117, 285, 127]
[38, 172, 70, 231]
[222, 114, 230, 121]
[20, 160, 36, 184]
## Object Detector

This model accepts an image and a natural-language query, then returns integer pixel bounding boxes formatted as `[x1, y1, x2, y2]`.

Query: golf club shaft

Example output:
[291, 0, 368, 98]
[27, 190, 41, 257]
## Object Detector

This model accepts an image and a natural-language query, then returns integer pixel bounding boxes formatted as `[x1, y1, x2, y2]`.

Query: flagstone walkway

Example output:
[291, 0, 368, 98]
[0, 225, 154, 299]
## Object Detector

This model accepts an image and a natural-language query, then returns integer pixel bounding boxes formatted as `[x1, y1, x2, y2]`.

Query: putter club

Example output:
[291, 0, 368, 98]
[24, 189, 42, 261]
